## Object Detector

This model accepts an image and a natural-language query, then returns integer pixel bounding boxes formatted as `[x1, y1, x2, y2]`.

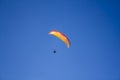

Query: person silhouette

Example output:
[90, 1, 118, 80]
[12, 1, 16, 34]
[53, 50, 56, 54]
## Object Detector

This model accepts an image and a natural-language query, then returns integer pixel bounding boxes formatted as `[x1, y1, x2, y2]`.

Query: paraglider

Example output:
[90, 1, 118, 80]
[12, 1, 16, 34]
[49, 30, 71, 53]
[53, 50, 56, 54]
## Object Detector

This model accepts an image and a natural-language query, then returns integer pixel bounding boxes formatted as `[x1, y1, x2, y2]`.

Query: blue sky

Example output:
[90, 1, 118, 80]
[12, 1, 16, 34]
[0, 0, 120, 80]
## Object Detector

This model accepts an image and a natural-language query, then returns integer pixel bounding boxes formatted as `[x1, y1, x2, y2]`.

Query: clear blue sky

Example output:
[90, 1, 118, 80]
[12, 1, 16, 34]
[0, 0, 120, 80]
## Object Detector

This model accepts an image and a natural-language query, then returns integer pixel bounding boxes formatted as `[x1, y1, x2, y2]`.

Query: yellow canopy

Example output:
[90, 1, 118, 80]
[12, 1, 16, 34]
[49, 30, 70, 48]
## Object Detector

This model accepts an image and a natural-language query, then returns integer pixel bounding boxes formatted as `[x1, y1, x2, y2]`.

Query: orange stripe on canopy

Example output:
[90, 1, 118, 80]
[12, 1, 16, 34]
[49, 30, 70, 48]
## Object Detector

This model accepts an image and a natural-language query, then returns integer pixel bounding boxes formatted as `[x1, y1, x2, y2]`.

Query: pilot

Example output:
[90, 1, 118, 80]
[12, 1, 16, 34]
[53, 50, 56, 54]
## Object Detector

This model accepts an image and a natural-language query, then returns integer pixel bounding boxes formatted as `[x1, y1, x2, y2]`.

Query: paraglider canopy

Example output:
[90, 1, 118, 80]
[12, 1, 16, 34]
[49, 30, 71, 48]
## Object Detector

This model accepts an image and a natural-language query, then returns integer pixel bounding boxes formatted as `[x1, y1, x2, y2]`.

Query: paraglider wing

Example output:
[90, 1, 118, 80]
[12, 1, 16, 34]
[49, 30, 70, 48]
